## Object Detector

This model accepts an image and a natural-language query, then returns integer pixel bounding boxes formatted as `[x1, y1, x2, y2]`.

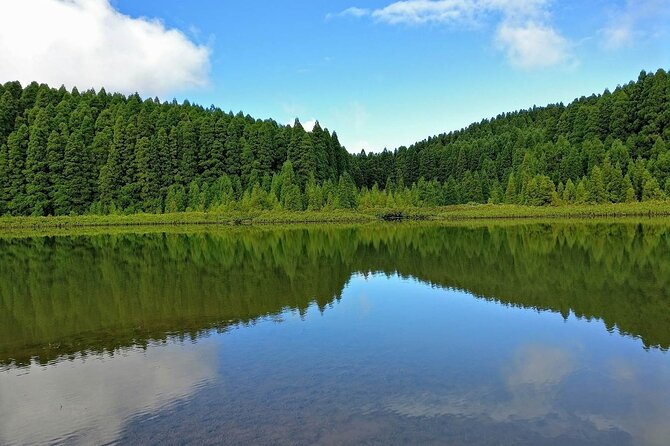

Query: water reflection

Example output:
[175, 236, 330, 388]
[0, 222, 669, 445]
[0, 341, 216, 445]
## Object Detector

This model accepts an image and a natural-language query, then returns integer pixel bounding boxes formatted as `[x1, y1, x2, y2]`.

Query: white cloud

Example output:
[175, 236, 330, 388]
[601, 0, 670, 50]
[0, 0, 211, 97]
[496, 21, 569, 69]
[326, 7, 371, 20]
[353, 0, 552, 25]
[330, 0, 570, 69]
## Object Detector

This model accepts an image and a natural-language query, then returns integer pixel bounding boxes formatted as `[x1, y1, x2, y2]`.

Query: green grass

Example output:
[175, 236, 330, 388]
[431, 201, 670, 220]
[1, 201, 670, 234]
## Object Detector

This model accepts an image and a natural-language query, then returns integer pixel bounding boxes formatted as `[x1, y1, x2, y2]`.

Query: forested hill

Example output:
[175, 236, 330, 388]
[0, 82, 351, 216]
[351, 69, 670, 206]
[0, 69, 669, 217]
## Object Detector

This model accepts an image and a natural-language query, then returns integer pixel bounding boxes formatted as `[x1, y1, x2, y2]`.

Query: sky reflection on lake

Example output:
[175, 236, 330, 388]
[1, 223, 669, 445]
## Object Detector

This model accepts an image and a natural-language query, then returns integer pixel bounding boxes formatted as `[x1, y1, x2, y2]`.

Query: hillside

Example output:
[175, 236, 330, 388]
[351, 69, 670, 207]
[0, 69, 669, 216]
[0, 83, 350, 216]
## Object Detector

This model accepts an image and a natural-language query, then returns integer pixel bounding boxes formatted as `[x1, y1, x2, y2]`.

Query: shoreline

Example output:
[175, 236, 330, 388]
[1, 202, 670, 236]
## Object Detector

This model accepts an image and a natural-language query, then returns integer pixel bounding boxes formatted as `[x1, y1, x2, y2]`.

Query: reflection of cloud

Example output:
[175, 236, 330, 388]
[506, 344, 575, 387]
[0, 342, 216, 445]
[497, 343, 575, 421]
[385, 343, 576, 422]
[380, 341, 670, 445]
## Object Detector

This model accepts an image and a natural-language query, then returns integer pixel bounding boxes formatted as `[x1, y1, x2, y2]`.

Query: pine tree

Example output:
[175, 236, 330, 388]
[642, 170, 665, 201]
[187, 180, 203, 211]
[575, 178, 589, 204]
[6, 125, 30, 215]
[24, 107, 51, 215]
[563, 179, 576, 203]
[62, 130, 94, 214]
[589, 166, 607, 203]
[135, 136, 161, 212]
[624, 175, 637, 202]
[336, 173, 358, 209]
[306, 177, 323, 210]
[444, 176, 460, 205]
[505, 173, 517, 204]
[165, 184, 186, 213]
[48, 127, 67, 215]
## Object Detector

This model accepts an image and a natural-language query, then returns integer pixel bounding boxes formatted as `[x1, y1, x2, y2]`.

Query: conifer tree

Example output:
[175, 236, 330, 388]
[589, 166, 607, 203]
[24, 107, 51, 215]
[563, 179, 576, 203]
[62, 129, 94, 214]
[505, 173, 517, 204]
[6, 125, 29, 215]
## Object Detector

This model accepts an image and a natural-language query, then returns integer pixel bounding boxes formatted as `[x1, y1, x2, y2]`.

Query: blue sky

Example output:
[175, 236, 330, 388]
[2, 1, 670, 152]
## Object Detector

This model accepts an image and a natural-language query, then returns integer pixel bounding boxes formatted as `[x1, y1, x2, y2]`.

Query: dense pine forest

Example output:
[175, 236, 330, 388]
[0, 69, 669, 216]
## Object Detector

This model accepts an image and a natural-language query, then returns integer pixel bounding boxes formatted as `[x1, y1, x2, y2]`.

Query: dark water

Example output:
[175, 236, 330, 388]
[1, 222, 670, 445]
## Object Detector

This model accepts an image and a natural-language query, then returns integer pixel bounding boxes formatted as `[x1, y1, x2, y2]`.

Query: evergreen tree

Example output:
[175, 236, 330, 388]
[444, 176, 460, 205]
[24, 108, 51, 215]
[589, 166, 607, 204]
[306, 177, 323, 210]
[135, 136, 161, 212]
[165, 184, 186, 213]
[62, 130, 94, 214]
[336, 173, 358, 209]
[6, 125, 30, 215]
[505, 173, 518, 204]
[563, 179, 576, 203]
[642, 170, 665, 201]
[575, 178, 589, 204]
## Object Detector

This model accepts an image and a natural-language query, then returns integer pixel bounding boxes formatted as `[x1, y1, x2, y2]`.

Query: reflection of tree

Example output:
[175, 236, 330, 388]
[1, 222, 669, 366]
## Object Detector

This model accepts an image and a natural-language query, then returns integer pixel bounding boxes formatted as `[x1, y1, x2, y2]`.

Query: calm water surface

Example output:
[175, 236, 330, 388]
[1, 222, 670, 445]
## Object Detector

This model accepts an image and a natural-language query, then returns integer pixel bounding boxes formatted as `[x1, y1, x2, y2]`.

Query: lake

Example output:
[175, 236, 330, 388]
[1, 221, 669, 445]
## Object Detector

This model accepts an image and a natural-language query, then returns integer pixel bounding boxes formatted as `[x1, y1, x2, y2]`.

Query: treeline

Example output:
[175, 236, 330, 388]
[1, 69, 669, 216]
[0, 81, 350, 216]
[351, 69, 670, 206]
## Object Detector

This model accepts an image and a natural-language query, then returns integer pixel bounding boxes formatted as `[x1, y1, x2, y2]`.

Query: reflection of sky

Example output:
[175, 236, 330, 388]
[348, 276, 670, 446]
[0, 341, 217, 445]
[379, 338, 670, 446]
[2, 273, 670, 445]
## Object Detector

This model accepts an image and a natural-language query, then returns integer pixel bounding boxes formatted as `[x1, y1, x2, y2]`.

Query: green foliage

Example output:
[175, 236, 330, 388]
[0, 82, 349, 216]
[351, 69, 670, 208]
[1, 70, 670, 215]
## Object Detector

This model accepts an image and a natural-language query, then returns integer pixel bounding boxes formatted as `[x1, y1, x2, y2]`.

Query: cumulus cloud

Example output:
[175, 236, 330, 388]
[496, 21, 569, 69]
[0, 0, 211, 97]
[601, 0, 670, 50]
[329, 0, 570, 69]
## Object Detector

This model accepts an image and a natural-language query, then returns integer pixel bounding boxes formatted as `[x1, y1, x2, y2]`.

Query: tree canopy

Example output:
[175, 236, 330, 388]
[0, 69, 669, 215]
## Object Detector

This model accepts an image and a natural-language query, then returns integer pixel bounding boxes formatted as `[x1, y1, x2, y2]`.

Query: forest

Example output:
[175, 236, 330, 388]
[0, 69, 669, 216]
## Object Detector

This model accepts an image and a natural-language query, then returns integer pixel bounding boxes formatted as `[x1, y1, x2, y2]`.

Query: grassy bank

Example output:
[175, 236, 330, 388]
[1, 201, 670, 232]
[433, 201, 670, 220]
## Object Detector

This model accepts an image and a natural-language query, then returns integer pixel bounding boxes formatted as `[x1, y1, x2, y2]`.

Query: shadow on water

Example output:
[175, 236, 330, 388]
[1, 220, 669, 368]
